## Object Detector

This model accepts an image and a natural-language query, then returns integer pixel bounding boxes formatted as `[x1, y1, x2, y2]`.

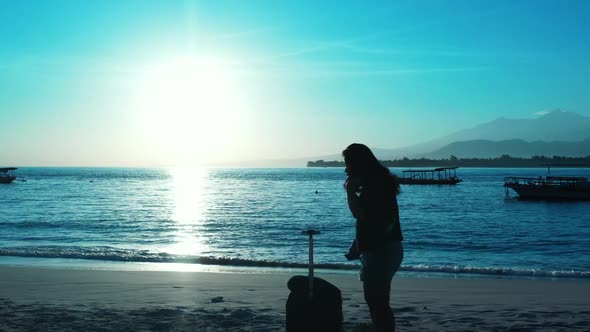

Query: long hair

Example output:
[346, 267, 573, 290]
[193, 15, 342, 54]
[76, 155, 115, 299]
[342, 143, 399, 195]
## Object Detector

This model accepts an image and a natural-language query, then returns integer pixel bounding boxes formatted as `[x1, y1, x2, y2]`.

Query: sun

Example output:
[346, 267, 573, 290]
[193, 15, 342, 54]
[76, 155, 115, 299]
[136, 56, 243, 165]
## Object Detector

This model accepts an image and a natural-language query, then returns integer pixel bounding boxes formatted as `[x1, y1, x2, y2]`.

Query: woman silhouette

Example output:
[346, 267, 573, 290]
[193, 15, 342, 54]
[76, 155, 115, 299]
[342, 143, 404, 332]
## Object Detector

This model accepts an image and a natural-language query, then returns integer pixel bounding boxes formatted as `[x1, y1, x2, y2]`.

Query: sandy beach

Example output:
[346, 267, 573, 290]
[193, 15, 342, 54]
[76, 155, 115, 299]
[0, 266, 588, 331]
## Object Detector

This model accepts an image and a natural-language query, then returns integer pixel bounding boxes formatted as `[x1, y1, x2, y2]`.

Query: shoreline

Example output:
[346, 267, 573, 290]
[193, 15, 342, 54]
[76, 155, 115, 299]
[2, 265, 589, 331]
[1, 255, 589, 281]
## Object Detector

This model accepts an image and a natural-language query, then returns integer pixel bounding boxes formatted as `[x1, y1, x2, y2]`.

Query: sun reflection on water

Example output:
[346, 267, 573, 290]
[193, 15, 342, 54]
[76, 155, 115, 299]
[166, 167, 211, 256]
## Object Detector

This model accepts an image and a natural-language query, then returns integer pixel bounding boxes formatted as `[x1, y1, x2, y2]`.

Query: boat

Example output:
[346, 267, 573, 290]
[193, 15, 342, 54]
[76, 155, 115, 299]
[398, 167, 462, 185]
[0, 167, 18, 184]
[504, 175, 590, 200]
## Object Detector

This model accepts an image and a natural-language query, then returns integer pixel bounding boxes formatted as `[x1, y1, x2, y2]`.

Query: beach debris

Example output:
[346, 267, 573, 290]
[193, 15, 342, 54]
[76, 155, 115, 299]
[211, 296, 224, 303]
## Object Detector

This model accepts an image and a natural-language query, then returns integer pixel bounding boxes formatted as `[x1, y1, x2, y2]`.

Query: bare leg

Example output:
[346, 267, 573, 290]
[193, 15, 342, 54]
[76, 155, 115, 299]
[363, 281, 395, 332]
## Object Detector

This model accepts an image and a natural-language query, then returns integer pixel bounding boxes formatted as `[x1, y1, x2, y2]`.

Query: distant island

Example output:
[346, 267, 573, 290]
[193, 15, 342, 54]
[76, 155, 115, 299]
[307, 155, 590, 168]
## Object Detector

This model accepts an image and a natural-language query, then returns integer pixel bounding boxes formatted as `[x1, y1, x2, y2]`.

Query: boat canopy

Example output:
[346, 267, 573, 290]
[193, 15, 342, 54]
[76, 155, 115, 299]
[402, 167, 458, 173]
[0, 167, 18, 173]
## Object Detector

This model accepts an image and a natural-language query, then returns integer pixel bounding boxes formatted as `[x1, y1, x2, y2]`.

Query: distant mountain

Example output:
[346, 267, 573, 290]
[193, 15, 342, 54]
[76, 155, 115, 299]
[439, 110, 590, 142]
[419, 138, 590, 159]
[300, 110, 590, 165]
[361, 110, 590, 159]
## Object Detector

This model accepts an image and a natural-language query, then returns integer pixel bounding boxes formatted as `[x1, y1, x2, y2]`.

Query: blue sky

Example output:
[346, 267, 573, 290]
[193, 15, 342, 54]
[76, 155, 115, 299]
[1, 0, 589, 166]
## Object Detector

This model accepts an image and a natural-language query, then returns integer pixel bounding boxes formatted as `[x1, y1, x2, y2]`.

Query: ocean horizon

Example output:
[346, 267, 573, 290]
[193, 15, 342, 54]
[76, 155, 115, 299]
[1, 167, 589, 279]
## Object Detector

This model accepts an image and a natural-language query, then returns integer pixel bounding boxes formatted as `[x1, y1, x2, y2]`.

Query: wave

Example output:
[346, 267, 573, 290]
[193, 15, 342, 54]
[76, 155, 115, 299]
[1, 246, 588, 279]
[401, 264, 590, 279]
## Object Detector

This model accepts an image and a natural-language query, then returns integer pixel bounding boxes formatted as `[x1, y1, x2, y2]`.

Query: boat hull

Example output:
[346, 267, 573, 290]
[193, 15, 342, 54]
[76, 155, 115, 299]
[0, 176, 16, 184]
[505, 184, 590, 200]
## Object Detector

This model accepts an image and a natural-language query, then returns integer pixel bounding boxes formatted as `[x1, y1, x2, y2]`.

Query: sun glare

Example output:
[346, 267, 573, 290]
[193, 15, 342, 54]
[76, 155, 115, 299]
[166, 166, 210, 256]
[136, 56, 243, 166]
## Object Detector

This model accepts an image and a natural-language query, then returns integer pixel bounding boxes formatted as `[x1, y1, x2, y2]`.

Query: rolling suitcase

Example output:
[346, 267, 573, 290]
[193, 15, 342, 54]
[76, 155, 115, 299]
[286, 229, 343, 332]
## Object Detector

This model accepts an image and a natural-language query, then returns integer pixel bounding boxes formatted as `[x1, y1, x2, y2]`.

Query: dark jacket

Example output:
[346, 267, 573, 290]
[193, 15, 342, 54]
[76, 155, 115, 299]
[354, 175, 403, 252]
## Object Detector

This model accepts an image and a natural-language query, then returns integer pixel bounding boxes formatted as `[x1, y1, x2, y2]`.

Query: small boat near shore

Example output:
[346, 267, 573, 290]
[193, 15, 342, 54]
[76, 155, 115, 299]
[0, 167, 18, 184]
[399, 167, 462, 185]
[504, 176, 590, 200]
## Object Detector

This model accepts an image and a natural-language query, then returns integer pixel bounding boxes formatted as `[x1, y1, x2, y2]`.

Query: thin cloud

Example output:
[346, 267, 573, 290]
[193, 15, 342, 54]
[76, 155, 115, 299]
[340, 44, 548, 59]
[235, 61, 490, 77]
[1, 55, 147, 77]
[305, 66, 491, 77]
[204, 25, 280, 42]
[264, 34, 379, 60]
[534, 109, 562, 116]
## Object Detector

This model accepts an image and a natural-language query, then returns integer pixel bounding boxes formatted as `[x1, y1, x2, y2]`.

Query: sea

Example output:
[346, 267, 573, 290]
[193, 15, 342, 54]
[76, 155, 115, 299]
[1, 167, 589, 279]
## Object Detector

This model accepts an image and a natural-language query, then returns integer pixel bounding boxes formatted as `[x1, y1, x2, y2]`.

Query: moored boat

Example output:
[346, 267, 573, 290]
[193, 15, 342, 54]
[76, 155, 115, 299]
[0, 167, 18, 184]
[399, 167, 462, 185]
[504, 176, 590, 200]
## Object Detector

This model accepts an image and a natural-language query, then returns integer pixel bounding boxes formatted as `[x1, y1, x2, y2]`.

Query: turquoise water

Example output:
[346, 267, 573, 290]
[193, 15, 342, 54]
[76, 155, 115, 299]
[1, 167, 589, 279]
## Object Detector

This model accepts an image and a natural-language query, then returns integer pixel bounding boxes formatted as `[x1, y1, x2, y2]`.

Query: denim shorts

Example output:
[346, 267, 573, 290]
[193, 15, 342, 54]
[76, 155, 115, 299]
[359, 241, 404, 283]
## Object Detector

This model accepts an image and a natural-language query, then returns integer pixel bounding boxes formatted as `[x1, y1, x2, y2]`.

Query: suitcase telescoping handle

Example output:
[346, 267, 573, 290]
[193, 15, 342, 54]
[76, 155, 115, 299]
[302, 229, 321, 299]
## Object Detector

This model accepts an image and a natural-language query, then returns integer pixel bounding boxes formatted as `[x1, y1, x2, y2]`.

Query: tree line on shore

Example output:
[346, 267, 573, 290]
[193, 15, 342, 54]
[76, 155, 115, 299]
[307, 155, 590, 168]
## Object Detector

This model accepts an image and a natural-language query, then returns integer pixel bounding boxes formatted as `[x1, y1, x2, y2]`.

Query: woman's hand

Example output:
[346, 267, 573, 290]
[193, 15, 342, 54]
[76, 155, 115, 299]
[345, 177, 364, 220]
[345, 177, 362, 194]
